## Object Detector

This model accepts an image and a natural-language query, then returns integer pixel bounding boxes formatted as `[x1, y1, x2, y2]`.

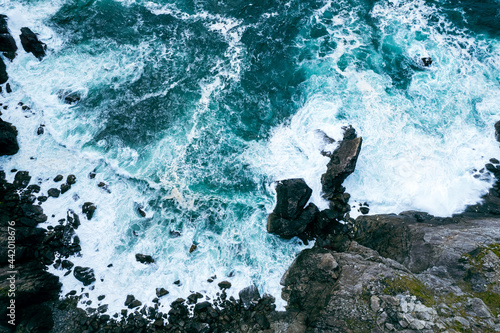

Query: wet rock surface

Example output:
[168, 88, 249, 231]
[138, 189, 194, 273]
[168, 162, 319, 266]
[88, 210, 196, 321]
[0, 118, 19, 156]
[20, 27, 46, 60]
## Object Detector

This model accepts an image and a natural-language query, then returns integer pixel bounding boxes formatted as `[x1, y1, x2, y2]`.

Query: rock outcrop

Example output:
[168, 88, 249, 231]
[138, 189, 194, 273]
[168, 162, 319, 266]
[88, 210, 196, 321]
[20, 27, 46, 60]
[0, 118, 19, 156]
[267, 178, 318, 238]
[0, 15, 17, 60]
[321, 125, 362, 201]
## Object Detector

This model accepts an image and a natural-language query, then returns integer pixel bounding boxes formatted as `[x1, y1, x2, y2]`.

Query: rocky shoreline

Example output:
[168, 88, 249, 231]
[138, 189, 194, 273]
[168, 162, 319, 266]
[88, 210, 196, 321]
[1, 13, 500, 333]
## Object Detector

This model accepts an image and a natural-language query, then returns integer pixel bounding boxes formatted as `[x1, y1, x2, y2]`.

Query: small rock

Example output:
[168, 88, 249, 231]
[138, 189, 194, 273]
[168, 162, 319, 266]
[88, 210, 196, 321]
[124, 295, 135, 307]
[67, 174, 76, 184]
[73, 266, 96, 286]
[218, 281, 231, 289]
[82, 202, 96, 220]
[37, 126, 44, 135]
[421, 57, 433, 67]
[47, 188, 60, 198]
[60, 183, 71, 194]
[189, 244, 197, 253]
[370, 295, 380, 312]
[360, 206, 370, 214]
[135, 253, 155, 264]
[54, 175, 63, 182]
[156, 288, 169, 297]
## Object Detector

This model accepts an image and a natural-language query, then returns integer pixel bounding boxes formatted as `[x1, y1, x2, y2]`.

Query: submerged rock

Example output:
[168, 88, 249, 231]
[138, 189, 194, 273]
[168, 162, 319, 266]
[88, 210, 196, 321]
[421, 57, 433, 67]
[0, 118, 19, 155]
[20, 27, 46, 60]
[58, 90, 81, 104]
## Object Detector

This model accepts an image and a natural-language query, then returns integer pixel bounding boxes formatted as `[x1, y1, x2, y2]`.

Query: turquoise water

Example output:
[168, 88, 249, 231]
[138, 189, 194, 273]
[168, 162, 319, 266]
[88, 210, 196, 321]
[1, 0, 499, 313]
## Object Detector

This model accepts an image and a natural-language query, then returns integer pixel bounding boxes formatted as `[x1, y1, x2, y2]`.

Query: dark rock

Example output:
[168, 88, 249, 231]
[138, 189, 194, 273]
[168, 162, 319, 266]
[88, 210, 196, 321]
[0, 56, 7, 84]
[124, 295, 135, 307]
[272, 178, 312, 220]
[58, 90, 81, 104]
[255, 313, 270, 329]
[496, 121, 500, 142]
[0, 15, 17, 60]
[156, 288, 169, 297]
[129, 300, 142, 309]
[67, 174, 76, 185]
[54, 175, 63, 182]
[490, 158, 499, 164]
[189, 244, 197, 253]
[239, 284, 260, 308]
[61, 260, 73, 270]
[187, 292, 203, 304]
[170, 230, 181, 237]
[6, 82, 11, 93]
[135, 253, 155, 264]
[194, 301, 211, 313]
[359, 206, 369, 214]
[268, 203, 319, 239]
[218, 281, 231, 289]
[82, 202, 96, 220]
[421, 57, 432, 67]
[60, 183, 71, 194]
[48, 188, 61, 198]
[20, 27, 46, 60]
[38, 195, 48, 203]
[73, 266, 96, 286]
[321, 126, 362, 200]
[0, 118, 19, 155]
[14, 171, 31, 188]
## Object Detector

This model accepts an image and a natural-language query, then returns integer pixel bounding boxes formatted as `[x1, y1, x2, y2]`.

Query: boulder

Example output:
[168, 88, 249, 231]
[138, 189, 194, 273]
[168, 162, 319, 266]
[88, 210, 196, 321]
[0, 118, 19, 155]
[82, 202, 96, 220]
[135, 253, 154, 264]
[495, 120, 500, 142]
[321, 126, 362, 200]
[268, 203, 318, 238]
[19, 27, 46, 60]
[218, 281, 231, 289]
[73, 266, 95, 286]
[238, 284, 260, 308]
[267, 179, 318, 238]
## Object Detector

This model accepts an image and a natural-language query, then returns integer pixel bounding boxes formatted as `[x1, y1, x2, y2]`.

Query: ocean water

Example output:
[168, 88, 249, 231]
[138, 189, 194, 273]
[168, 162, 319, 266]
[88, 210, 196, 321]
[1, 0, 499, 314]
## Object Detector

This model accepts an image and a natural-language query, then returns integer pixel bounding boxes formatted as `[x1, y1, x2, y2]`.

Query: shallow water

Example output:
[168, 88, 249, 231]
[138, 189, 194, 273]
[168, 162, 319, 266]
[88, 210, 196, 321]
[1, 0, 499, 314]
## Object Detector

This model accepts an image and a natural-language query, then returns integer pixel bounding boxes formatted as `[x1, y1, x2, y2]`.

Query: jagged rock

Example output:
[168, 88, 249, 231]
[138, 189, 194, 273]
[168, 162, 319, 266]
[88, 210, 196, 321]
[321, 126, 362, 200]
[20, 27, 46, 60]
[0, 118, 19, 155]
[239, 284, 260, 308]
[82, 202, 96, 220]
[135, 253, 154, 264]
[156, 288, 168, 297]
[267, 179, 318, 238]
[73, 266, 95, 286]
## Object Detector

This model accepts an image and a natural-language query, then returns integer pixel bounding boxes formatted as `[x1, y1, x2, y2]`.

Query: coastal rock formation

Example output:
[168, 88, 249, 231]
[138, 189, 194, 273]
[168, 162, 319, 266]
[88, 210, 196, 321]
[0, 118, 19, 155]
[20, 27, 46, 60]
[0, 15, 17, 60]
[321, 125, 362, 201]
[267, 178, 318, 238]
